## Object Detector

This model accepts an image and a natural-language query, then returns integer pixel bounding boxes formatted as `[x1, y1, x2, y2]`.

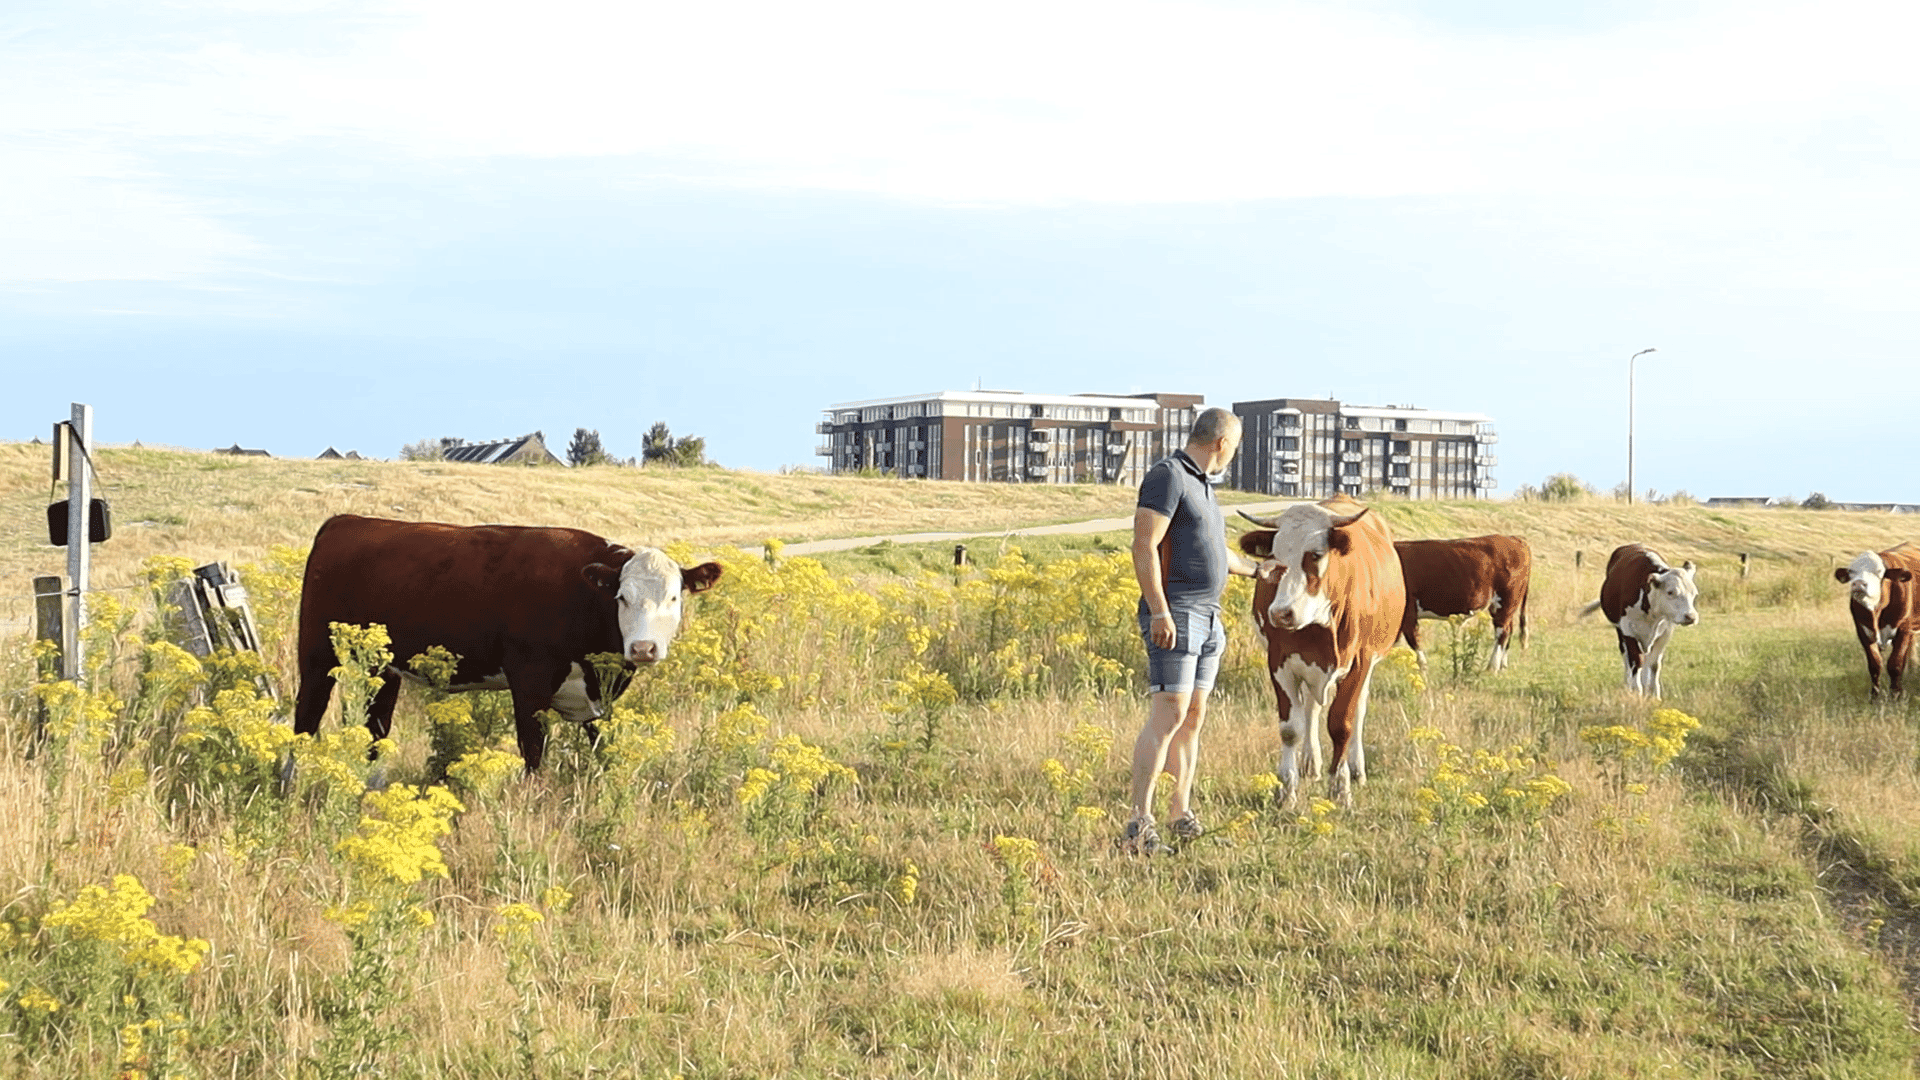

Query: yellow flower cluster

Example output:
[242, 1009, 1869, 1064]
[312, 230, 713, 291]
[989, 835, 1042, 873]
[885, 665, 958, 715]
[335, 784, 465, 886]
[1581, 707, 1702, 777]
[1300, 797, 1339, 837]
[493, 902, 545, 943]
[893, 860, 920, 905]
[1379, 646, 1427, 693]
[711, 702, 771, 756]
[33, 680, 121, 754]
[1409, 728, 1571, 828]
[139, 641, 205, 710]
[179, 686, 295, 766]
[42, 875, 209, 977]
[447, 746, 523, 799]
[596, 706, 676, 778]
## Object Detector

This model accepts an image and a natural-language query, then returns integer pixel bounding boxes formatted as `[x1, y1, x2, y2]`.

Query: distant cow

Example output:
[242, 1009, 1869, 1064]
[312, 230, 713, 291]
[1394, 535, 1532, 671]
[1581, 543, 1698, 697]
[1236, 497, 1406, 808]
[1834, 543, 1920, 697]
[293, 514, 722, 770]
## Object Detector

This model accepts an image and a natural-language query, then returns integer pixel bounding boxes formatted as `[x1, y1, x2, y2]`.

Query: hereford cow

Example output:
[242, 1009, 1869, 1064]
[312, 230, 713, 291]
[293, 514, 722, 771]
[1833, 543, 1920, 697]
[1581, 543, 1698, 697]
[1236, 497, 1405, 808]
[1394, 535, 1532, 672]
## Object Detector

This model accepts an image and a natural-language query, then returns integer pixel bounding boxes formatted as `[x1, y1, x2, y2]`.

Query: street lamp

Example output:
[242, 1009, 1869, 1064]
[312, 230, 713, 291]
[1628, 347, 1656, 505]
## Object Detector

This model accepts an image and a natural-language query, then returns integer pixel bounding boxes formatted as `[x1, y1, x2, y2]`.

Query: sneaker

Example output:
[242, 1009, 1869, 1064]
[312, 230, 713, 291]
[1116, 817, 1169, 856]
[1167, 812, 1205, 843]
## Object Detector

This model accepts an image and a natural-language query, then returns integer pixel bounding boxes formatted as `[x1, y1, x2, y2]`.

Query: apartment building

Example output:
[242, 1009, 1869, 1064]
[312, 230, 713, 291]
[815, 390, 1203, 485]
[1231, 397, 1497, 499]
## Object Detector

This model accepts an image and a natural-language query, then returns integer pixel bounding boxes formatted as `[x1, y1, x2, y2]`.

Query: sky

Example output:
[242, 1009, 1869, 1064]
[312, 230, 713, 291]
[3, 0, 1916, 500]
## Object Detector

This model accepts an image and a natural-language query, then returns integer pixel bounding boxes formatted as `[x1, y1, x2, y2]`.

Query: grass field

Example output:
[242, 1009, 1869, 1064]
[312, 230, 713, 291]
[4, 444, 1920, 1078]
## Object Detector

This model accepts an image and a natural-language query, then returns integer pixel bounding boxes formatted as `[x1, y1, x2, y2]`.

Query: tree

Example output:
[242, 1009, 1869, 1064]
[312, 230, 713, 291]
[1803, 491, 1833, 510]
[1540, 473, 1593, 502]
[641, 421, 708, 467]
[567, 428, 612, 467]
[400, 436, 463, 461]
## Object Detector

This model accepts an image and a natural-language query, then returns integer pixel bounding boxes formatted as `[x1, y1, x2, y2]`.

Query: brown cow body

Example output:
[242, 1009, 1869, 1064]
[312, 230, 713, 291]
[1585, 543, 1698, 697]
[293, 514, 720, 770]
[1834, 543, 1920, 697]
[1237, 496, 1405, 808]
[1394, 535, 1532, 671]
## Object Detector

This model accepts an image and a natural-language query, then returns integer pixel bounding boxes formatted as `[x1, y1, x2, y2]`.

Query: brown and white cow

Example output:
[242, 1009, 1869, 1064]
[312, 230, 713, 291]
[1394, 535, 1532, 672]
[1581, 543, 1698, 697]
[1236, 496, 1405, 808]
[293, 514, 722, 771]
[1834, 543, 1920, 697]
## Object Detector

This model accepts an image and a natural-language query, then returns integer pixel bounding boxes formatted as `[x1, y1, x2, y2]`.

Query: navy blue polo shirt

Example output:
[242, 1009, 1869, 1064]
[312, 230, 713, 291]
[1137, 449, 1228, 613]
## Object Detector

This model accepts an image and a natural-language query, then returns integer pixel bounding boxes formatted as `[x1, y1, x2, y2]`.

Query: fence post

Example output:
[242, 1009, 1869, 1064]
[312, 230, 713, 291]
[954, 544, 968, 568]
[1740, 553, 1751, 579]
[64, 404, 93, 682]
[1574, 550, 1583, 570]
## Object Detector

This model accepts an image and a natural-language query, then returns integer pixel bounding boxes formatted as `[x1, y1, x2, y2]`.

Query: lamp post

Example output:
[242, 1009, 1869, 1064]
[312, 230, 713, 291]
[1628, 348, 1656, 505]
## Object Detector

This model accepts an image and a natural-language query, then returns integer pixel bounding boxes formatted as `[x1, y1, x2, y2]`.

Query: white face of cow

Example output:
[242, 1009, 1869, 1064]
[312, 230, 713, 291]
[1258, 504, 1353, 632]
[1842, 551, 1888, 611]
[613, 548, 721, 664]
[1646, 563, 1700, 627]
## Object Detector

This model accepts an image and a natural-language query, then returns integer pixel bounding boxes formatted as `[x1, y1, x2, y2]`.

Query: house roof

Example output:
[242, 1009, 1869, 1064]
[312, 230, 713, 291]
[440, 432, 565, 466]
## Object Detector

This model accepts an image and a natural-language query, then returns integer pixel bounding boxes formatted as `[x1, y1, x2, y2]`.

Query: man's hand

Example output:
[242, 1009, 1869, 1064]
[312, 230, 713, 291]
[1148, 610, 1177, 649]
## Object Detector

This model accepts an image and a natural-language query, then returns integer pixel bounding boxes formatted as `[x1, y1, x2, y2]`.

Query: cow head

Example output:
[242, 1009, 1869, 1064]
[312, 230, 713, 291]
[1236, 503, 1369, 632]
[1834, 551, 1911, 613]
[1646, 560, 1700, 626]
[583, 547, 724, 664]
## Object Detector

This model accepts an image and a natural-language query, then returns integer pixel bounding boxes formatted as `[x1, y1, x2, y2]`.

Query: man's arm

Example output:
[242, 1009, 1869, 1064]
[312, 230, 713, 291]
[1226, 545, 1260, 578]
[1131, 507, 1177, 648]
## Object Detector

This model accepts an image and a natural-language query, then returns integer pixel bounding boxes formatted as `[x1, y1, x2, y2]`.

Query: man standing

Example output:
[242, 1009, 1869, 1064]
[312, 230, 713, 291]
[1121, 407, 1257, 855]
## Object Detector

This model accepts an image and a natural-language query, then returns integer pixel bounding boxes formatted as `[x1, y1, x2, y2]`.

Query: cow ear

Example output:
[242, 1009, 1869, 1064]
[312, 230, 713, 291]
[682, 561, 724, 593]
[1835, 567, 1854, 583]
[1681, 560, 1696, 574]
[603, 545, 636, 567]
[1887, 568, 1914, 583]
[582, 563, 623, 593]
[1237, 530, 1275, 558]
[1326, 526, 1353, 556]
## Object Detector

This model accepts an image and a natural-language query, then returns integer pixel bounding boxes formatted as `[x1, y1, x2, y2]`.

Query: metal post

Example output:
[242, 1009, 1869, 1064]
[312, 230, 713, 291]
[64, 404, 92, 682]
[1628, 348, 1655, 505]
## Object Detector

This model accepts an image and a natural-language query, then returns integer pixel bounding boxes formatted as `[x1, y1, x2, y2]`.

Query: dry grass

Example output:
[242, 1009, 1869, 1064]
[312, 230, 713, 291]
[5, 445, 1920, 1077]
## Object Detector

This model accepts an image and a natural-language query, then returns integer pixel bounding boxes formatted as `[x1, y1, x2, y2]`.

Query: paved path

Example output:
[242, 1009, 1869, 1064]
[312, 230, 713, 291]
[781, 500, 1301, 556]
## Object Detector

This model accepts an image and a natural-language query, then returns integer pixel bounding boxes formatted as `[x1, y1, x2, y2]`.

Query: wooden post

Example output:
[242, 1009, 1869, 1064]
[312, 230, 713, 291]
[33, 575, 63, 745]
[1740, 553, 1751, 579]
[954, 544, 968, 568]
[1574, 550, 1583, 570]
[64, 404, 93, 682]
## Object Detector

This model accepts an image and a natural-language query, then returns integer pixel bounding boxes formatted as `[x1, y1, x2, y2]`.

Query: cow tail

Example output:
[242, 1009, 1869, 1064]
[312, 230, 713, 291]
[1578, 599, 1604, 619]
[1520, 591, 1531, 647]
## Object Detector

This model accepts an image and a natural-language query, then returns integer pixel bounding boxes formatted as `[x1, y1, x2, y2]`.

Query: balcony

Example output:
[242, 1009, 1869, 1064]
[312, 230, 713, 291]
[1029, 429, 1052, 442]
[814, 443, 833, 456]
[909, 440, 926, 450]
[1475, 453, 1498, 467]
[1476, 432, 1499, 444]
[1477, 476, 1497, 489]
[1280, 461, 1300, 475]
[1388, 475, 1411, 487]
[1274, 448, 1302, 460]
[815, 421, 834, 435]
[1028, 439, 1049, 453]
[1390, 454, 1411, 465]
[1025, 463, 1049, 477]
[1105, 442, 1128, 456]
[1340, 451, 1362, 464]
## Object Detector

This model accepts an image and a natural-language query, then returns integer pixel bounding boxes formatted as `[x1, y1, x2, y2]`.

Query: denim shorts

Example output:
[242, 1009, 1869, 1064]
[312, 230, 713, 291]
[1139, 606, 1226, 694]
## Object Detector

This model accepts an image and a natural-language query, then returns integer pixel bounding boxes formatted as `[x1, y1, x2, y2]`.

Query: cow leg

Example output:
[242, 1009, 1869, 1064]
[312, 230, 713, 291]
[505, 660, 570, 772]
[1617, 631, 1644, 694]
[1889, 626, 1915, 697]
[1326, 656, 1378, 807]
[292, 642, 337, 738]
[1273, 657, 1343, 810]
[1642, 623, 1674, 698]
[1402, 612, 1428, 673]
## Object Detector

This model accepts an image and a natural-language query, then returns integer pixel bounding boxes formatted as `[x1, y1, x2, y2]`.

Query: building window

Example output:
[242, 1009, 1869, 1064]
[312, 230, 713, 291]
[1394, 418, 1407, 431]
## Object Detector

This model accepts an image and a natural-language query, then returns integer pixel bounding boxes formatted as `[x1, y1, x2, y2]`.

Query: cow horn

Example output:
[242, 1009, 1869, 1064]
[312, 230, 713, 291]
[1326, 507, 1369, 529]
[1238, 508, 1281, 528]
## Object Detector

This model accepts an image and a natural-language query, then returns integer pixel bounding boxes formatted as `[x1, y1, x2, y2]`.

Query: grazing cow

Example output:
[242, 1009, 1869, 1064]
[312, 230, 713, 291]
[1236, 497, 1405, 808]
[1581, 543, 1698, 697]
[1393, 535, 1532, 672]
[293, 514, 722, 770]
[1833, 543, 1920, 697]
